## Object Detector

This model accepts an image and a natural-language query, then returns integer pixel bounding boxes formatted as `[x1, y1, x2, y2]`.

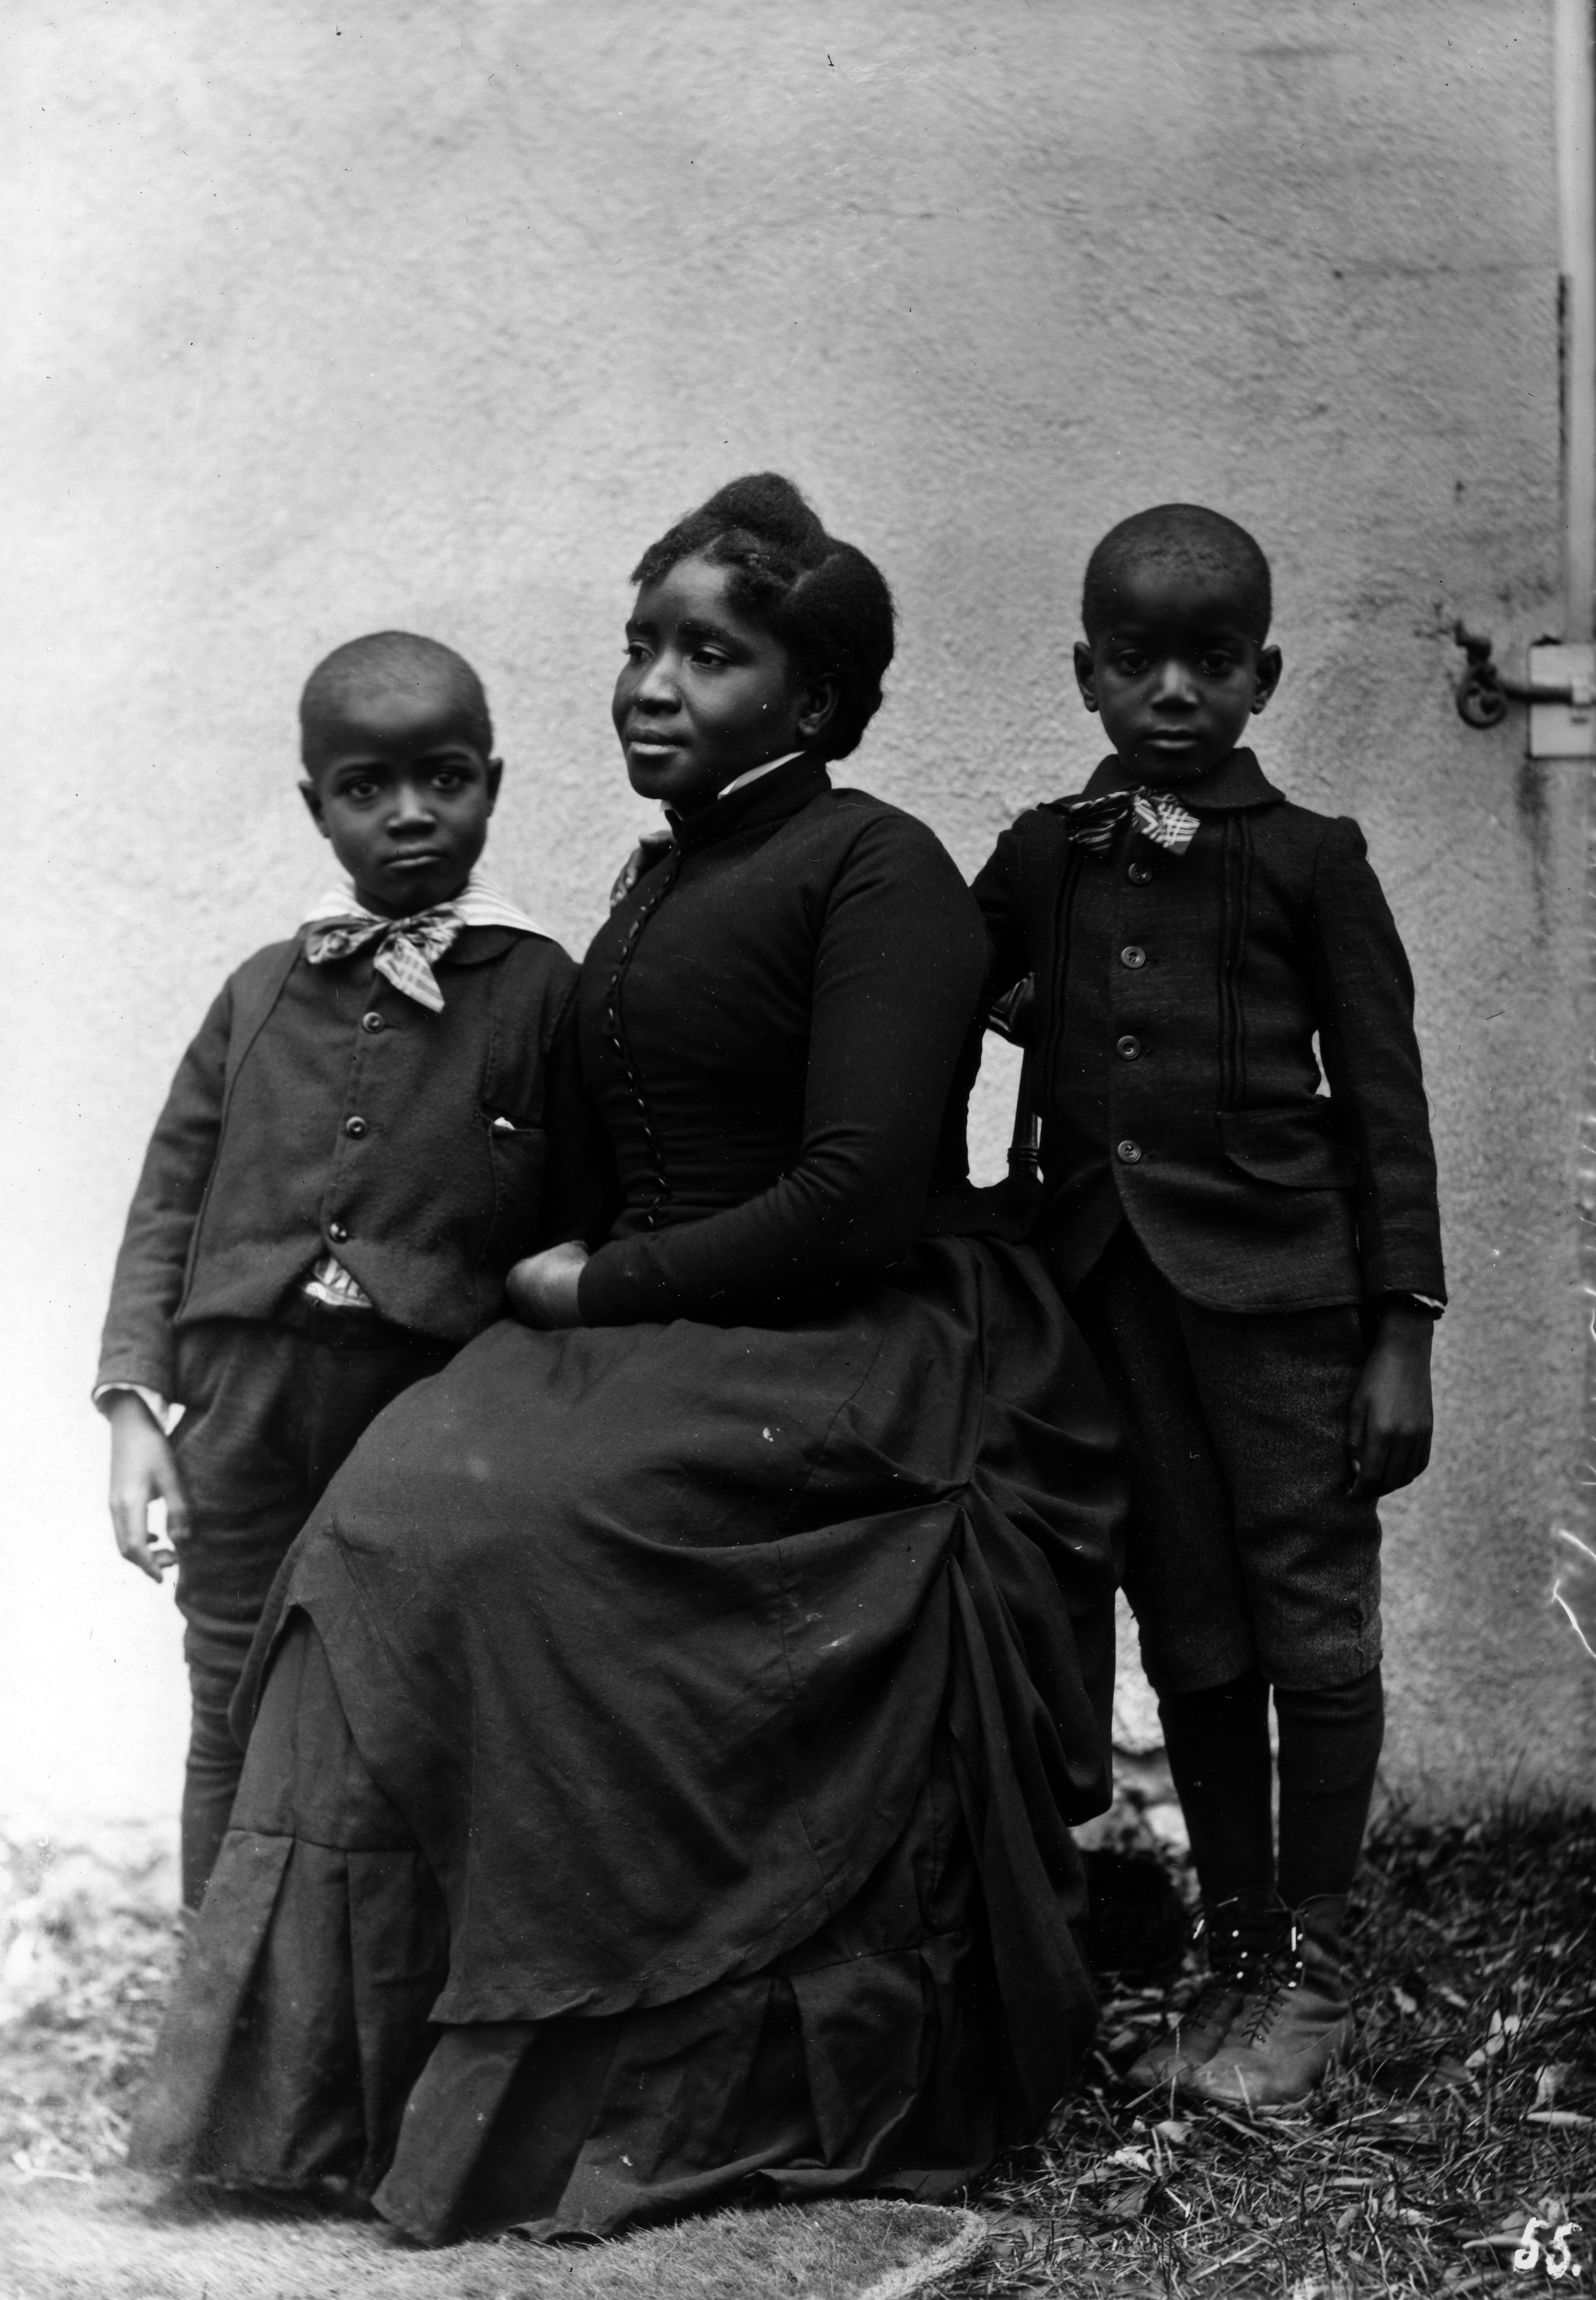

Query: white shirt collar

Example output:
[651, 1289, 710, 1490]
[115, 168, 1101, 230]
[302, 865, 544, 937]
[657, 749, 807, 818]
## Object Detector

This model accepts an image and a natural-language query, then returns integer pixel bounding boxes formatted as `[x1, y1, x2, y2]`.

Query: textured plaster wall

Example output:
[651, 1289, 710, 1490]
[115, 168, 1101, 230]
[2, 0, 1591, 1823]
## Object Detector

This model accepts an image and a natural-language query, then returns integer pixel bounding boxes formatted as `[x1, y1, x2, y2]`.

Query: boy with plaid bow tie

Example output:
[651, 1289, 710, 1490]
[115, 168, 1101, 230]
[972, 506, 1445, 2105]
[95, 632, 601, 1912]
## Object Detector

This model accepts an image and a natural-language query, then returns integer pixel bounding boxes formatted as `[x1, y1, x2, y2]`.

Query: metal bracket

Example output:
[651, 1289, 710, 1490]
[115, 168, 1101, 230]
[1452, 620, 1596, 754]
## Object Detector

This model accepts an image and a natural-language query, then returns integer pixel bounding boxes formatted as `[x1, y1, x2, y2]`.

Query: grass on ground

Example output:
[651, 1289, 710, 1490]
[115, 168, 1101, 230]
[2, 1804, 1593, 2298]
[957, 1802, 1596, 2298]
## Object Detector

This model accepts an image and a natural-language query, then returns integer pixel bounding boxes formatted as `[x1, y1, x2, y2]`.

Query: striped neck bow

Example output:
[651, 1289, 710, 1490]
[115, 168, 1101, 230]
[1066, 786, 1201, 860]
[304, 904, 467, 1013]
[303, 871, 545, 1012]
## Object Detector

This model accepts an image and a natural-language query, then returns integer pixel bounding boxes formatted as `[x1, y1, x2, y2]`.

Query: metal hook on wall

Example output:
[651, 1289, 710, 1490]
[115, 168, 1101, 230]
[1451, 620, 1596, 753]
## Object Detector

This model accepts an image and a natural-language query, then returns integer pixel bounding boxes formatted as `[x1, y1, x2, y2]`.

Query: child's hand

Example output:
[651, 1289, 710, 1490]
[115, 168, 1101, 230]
[1348, 1301, 1435, 1500]
[106, 1392, 190, 1581]
[988, 976, 1036, 1047]
[507, 1239, 590, 1329]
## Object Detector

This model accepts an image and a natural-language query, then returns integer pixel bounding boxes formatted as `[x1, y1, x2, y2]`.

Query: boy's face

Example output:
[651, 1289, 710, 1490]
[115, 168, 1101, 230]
[1073, 561, 1282, 786]
[299, 675, 501, 919]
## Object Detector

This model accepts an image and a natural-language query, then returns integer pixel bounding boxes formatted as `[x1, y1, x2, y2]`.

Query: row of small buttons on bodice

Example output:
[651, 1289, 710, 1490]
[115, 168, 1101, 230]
[604, 860, 680, 1229]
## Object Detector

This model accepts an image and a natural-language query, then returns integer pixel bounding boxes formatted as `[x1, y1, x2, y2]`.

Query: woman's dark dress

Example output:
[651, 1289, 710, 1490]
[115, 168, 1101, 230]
[132, 758, 1124, 2243]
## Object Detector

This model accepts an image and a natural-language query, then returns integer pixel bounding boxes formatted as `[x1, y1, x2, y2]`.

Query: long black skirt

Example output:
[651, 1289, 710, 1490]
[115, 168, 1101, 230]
[132, 1239, 1124, 2243]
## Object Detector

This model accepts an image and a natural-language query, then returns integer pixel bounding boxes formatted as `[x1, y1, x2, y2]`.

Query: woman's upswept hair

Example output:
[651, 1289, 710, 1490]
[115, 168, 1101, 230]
[631, 473, 895, 759]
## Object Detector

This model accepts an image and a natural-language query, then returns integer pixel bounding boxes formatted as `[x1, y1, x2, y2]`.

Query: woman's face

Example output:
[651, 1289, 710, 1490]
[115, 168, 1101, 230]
[612, 551, 834, 814]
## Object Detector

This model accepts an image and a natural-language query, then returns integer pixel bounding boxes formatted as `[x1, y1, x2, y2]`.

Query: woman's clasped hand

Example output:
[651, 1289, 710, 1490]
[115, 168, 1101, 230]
[505, 1239, 590, 1328]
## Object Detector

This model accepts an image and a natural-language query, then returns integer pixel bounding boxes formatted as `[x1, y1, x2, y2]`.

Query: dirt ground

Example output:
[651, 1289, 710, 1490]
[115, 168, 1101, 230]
[2, 1801, 1592, 2298]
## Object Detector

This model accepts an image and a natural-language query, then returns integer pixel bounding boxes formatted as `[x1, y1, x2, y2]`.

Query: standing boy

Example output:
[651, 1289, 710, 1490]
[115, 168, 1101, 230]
[973, 507, 1444, 2104]
[97, 632, 598, 1914]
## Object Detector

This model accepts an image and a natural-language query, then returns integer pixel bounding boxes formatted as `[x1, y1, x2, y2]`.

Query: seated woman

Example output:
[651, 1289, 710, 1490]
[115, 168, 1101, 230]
[133, 475, 1124, 2245]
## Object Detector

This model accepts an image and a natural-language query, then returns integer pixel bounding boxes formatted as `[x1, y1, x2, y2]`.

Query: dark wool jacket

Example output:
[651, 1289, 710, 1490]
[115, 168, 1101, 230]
[97, 925, 600, 1400]
[576, 754, 989, 1328]
[971, 748, 1446, 1314]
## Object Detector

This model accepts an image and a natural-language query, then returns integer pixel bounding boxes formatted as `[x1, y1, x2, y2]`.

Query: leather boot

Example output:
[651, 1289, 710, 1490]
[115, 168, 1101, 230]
[1126, 1893, 1275, 2094]
[1189, 1894, 1352, 2108]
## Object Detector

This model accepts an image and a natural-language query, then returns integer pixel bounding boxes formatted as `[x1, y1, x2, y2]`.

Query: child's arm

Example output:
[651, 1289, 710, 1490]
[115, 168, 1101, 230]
[1348, 1298, 1434, 1498]
[503, 976, 618, 1331]
[969, 823, 1036, 1015]
[97, 980, 234, 1573]
[1306, 819, 1447, 1308]
[1304, 820, 1444, 1497]
[530, 995, 621, 1252]
[98, 980, 233, 1400]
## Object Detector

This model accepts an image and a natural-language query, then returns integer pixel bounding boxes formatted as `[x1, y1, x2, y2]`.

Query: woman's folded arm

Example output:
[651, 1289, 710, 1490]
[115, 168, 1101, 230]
[577, 814, 988, 1327]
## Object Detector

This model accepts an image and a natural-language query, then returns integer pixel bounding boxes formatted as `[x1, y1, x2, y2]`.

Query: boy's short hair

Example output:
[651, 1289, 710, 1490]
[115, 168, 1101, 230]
[630, 473, 895, 760]
[300, 632, 494, 766]
[1082, 504, 1273, 645]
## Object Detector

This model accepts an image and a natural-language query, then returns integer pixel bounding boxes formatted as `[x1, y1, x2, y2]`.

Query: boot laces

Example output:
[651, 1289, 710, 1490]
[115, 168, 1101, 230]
[1178, 1971, 1239, 2034]
[1196, 1900, 1277, 1989]
[1234, 1918, 1305, 2047]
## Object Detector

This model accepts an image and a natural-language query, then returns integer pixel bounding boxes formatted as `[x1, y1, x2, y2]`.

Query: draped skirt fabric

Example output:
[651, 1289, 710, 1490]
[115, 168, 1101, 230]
[132, 1238, 1124, 2244]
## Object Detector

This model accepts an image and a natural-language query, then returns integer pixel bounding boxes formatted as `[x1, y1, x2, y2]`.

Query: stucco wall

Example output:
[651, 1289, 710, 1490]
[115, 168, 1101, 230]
[3, 0, 1591, 1824]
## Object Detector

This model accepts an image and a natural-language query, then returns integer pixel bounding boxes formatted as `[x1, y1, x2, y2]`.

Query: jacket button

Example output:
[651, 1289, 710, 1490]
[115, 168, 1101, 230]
[344, 1116, 368, 1138]
[361, 1011, 385, 1034]
[1127, 860, 1154, 884]
[1119, 944, 1147, 969]
[327, 1220, 349, 1242]
[1116, 1035, 1142, 1061]
[1116, 1139, 1143, 1165]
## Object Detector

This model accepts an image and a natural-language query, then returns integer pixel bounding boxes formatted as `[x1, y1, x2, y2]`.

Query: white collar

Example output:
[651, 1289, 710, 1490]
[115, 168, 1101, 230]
[302, 865, 545, 937]
[657, 749, 807, 818]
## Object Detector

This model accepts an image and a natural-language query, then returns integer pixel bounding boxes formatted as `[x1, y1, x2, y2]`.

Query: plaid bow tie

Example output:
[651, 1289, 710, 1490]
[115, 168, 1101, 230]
[304, 904, 465, 1012]
[1066, 786, 1202, 859]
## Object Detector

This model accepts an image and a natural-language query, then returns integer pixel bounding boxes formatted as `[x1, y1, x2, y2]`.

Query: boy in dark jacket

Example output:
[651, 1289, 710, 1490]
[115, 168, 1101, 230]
[973, 506, 1444, 2104]
[97, 632, 597, 1912]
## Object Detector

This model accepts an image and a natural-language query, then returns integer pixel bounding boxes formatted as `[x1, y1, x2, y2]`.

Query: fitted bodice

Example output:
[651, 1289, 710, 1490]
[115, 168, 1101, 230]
[574, 758, 989, 1328]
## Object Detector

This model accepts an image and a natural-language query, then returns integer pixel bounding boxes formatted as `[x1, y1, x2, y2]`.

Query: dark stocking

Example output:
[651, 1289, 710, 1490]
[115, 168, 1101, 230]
[1274, 1666, 1385, 1911]
[1156, 1669, 1274, 1909]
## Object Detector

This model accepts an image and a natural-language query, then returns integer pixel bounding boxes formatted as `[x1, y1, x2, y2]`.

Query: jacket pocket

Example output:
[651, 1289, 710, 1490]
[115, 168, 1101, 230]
[484, 1115, 548, 1263]
[1217, 1102, 1358, 1189]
